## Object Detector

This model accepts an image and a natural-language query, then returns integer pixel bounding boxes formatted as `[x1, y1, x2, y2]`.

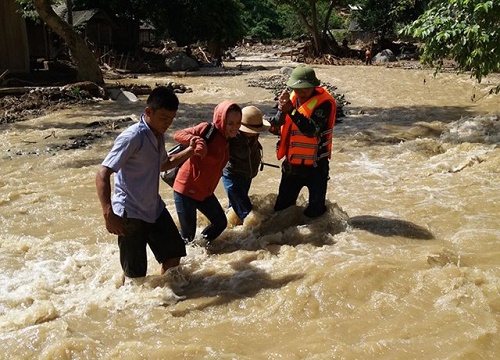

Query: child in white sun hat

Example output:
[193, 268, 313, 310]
[222, 105, 270, 223]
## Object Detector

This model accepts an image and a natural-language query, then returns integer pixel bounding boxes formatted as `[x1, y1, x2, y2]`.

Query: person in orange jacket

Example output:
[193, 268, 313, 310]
[172, 101, 242, 244]
[269, 66, 337, 218]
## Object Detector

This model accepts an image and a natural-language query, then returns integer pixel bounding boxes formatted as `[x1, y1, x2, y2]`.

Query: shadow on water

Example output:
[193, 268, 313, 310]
[170, 215, 434, 312]
[4, 102, 214, 154]
[210, 199, 433, 257]
[2, 100, 278, 169]
[9, 100, 277, 134]
[6, 102, 483, 157]
[169, 254, 303, 315]
[6, 83, 489, 151]
[348, 215, 434, 240]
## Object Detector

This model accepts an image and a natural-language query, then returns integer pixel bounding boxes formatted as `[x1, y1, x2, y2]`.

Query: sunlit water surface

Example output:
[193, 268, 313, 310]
[1, 57, 499, 359]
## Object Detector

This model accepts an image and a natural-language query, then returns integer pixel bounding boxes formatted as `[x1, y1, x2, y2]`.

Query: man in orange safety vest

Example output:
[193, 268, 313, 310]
[268, 65, 337, 218]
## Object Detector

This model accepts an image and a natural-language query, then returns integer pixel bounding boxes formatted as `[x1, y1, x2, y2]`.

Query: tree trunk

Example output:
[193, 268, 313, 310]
[309, 0, 321, 55]
[319, 0, 344, 55]
[33, 0, 103, 84]
[66, 0, 73, 26]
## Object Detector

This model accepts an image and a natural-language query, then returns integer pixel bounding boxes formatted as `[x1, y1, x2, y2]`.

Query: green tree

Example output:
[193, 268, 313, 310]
[75, 0, 246, 50]
[126, 0, 245, 58]
[240, 0, 284, 40]
[403, 0, 499, 92]
[354, 0, 429, 39]
[195, 0, 245, 57]
[270, 0, 349, 55]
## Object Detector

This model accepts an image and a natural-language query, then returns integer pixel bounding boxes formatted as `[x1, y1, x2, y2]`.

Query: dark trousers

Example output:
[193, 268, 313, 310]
[222, 173, 253, 221]
[274, 160, 330, 218]
[173, 191, 227, 242]
[118, 209, 186, 278]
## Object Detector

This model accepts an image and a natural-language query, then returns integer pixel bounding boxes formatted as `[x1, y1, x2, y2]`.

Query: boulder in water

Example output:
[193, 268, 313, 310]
[373, 49, 397, 63]
[164, 52, 200, 72]
[108, 89, 139, 103]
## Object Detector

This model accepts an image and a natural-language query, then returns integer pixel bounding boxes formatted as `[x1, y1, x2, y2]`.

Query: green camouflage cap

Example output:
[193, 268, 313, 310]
[286, 66, 320, 89]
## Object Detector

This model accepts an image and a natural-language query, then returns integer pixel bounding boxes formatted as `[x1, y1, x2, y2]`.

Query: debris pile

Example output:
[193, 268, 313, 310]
[0, 85, 102, 124]
[155, 81, 193, 94]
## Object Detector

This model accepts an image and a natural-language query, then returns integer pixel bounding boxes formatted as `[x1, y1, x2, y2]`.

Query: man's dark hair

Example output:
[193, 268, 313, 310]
[147, 86, 179, 111]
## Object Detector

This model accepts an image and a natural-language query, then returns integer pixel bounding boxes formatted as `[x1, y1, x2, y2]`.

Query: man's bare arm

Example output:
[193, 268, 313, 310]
[161, 137, 197, 171]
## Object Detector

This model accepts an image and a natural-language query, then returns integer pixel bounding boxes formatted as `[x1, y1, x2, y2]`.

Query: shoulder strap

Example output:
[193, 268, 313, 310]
[201, 122, 217, 143]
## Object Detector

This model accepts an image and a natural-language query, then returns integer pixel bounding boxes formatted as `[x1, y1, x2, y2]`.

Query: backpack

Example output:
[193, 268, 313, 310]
[160, 122, 217, 187]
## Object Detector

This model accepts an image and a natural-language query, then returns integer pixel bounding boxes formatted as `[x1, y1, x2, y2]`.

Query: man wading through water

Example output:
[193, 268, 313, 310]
[269, 65, 337, 218]
[96, 87, 193, 285]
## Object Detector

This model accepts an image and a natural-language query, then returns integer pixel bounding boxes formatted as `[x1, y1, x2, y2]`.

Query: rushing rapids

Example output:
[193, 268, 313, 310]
[0, 55, 499, 359]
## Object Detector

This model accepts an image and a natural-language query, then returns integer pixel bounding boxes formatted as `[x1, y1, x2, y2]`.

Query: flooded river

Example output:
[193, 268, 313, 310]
[1, 55, 499, 359]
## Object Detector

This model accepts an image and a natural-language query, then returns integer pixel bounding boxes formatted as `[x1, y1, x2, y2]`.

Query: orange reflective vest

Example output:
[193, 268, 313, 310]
[277, 87, 336, 166]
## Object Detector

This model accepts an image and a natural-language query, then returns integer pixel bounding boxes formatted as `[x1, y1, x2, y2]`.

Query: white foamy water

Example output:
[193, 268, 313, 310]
[0, 58, 499, 359]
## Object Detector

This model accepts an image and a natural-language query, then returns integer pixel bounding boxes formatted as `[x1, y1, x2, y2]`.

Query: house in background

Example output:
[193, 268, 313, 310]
[26, 5, 117, 62]
[0, 0, 30, 74]
[1, 1, 142, 76]
[139, 21, 155, 44]
[54, 5, 115, 47]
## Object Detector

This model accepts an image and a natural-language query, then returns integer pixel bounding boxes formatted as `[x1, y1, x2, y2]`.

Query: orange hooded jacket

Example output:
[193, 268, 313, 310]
[172, 101, 234, 201]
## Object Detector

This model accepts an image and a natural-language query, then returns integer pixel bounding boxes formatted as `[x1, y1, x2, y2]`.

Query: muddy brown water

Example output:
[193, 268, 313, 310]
[0, 56, 499, 359]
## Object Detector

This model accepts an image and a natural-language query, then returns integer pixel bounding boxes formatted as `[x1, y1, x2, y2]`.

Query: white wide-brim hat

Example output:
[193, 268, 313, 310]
[240, 106, 271, 134]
